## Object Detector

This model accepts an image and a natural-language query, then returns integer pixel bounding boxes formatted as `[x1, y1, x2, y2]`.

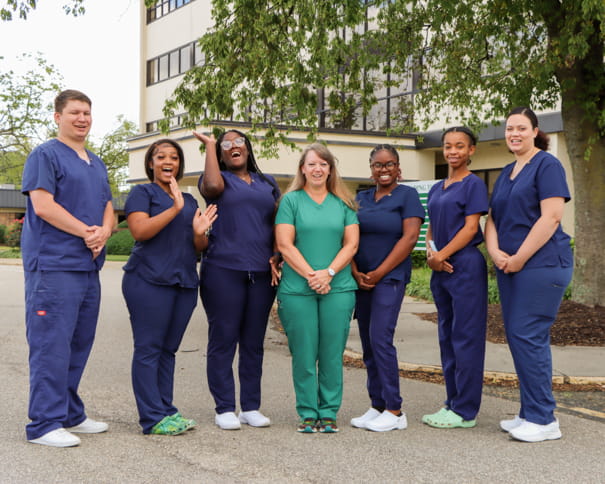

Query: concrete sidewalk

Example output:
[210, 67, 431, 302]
[346, 297, 605, 385]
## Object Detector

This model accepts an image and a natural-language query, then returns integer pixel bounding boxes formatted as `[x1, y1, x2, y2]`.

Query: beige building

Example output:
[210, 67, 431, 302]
[128, 0, 575, 236]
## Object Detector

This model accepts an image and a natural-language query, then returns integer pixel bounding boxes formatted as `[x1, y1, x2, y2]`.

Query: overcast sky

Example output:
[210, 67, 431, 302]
[0, 0, 140, 141]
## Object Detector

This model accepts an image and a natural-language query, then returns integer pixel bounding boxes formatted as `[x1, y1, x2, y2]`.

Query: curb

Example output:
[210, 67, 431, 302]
[343, 349, 605, 387]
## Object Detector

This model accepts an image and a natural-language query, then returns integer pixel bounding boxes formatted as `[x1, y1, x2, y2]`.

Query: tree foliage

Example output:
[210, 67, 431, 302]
[0, 53, 63, 186]
[0, 0, 85, 21]
[92, 116, 138, 196]
[161, 0, 604, 305]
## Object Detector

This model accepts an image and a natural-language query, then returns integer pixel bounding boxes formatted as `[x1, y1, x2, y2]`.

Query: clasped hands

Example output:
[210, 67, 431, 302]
[307, 269, 332, 295]
[84, 225, 111, 259]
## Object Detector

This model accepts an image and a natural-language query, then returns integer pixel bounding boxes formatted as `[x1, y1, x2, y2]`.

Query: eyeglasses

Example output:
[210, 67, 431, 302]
[370, 161, 398, 170]
[220, 137, 246, 151]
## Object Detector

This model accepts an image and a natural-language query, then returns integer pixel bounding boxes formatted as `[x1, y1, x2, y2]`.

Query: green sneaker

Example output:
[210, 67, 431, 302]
[297, 418, 318, 433]
[150, 415, 187, 435]
[171, 412, 197, 431]
[318, 418, 339, 433]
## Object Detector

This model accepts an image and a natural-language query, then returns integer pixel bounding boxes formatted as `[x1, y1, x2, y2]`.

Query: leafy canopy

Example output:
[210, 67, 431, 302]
[0, 53, 63, 155]
[0, 0, 85, 21]
[156, 0, 604, 155]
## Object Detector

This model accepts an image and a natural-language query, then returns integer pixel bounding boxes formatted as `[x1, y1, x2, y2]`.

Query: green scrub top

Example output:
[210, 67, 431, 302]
[275, 190, 359, 296]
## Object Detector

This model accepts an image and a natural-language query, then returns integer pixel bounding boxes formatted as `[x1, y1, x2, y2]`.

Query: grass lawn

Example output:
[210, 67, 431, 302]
[0, 247, 128, 263]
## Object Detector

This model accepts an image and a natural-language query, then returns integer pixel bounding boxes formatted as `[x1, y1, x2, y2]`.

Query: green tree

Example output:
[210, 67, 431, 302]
[92, 116, 138, 196]
[1, 0, 85, 20]
[0, 150, 27, 188]
[157, 0, 604, 306]
[0, 53, 63, 153]
[0, 53, 63, 187]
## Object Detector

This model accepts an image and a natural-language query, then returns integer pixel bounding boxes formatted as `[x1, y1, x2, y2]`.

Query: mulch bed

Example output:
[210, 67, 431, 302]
[415, 300, 605, 347]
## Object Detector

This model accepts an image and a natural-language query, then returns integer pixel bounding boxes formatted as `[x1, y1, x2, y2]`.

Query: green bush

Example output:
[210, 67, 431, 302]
[0, 225, 6, 245]
[407, 266, 433, 301]
[411, 249, 428, 269]
[106, 228, 135, 255]
[5, 219, 23, 247]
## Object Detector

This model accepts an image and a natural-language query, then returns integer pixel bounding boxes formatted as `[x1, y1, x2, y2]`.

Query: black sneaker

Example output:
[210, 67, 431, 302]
[318, 418, 339, 433]
[297, 418, 318, 433]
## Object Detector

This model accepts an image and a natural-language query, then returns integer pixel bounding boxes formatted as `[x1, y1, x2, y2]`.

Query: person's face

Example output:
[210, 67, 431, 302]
[54, 99, 92, 142]
[301, 150, 331, 188]
[505, 114, 538, 155]
[370, 149, 400, 187]
[220, 131, 249, 170]
[443, 132, 475, 170]
[149, 143, 180, 185]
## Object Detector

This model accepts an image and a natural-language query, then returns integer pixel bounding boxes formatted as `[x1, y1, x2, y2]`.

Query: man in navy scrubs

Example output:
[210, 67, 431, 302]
[21, 89, 114, 447]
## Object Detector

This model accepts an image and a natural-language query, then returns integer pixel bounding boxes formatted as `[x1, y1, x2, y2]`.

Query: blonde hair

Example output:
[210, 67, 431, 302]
[284, 143, 357, 210]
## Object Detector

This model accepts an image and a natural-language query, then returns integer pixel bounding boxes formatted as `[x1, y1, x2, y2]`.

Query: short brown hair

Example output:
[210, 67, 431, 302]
[54, 89, 92, 114]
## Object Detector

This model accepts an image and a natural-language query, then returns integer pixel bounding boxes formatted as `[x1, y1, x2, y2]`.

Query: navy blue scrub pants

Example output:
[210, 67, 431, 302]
[122, 271, 197, 433]
[430, 247, 487, 421]
[24, 270, 101, 440]
[355, 279, 406, 411]
[497, 264, 572, 425]
[200, 262, 275, 414]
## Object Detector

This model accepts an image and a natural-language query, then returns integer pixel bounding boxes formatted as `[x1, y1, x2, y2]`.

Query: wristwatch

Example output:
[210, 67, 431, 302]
[327, 267, 336, 277]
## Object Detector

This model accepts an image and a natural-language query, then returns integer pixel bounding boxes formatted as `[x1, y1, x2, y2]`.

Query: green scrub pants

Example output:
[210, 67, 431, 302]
[277, 291, 355, 420]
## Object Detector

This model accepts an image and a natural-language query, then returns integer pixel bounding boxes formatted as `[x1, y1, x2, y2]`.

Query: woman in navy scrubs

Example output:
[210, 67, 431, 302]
[122, 139, 217, 435]
[422, 127, 489, 429]
[486, 107, 573, 443]
[350, 144, 424, 432]
[193, 129, 280, 430]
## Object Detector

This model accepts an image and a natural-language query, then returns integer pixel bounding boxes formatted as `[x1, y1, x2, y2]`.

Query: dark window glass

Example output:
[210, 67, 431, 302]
[159, 55, 169, 81]
[146, 59, 157, 85]
[169, 51, 180, 77]
[180, 46, 191, 71]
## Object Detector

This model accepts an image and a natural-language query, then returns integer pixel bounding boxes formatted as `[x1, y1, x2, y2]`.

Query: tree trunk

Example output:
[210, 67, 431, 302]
[559, 105, 605, 306]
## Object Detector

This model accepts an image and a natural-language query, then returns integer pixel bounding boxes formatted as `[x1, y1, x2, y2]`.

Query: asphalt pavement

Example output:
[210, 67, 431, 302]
[1, 260, 604, 483]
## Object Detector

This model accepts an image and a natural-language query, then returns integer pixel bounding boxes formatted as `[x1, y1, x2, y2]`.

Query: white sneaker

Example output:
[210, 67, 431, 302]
[215, 412, 241, 430]
[350, 408, 381, 429]
[509, 419, 562, 442]
[28, 428, 81, 447]
[66, 418, 108, 434]
[239, 410, 271, 427]
[500, 415, 525, 432]
[365, 410, 408, 432]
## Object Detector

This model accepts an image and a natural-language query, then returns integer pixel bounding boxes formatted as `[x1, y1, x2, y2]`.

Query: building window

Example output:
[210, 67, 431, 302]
[147, 41, 200, 86]
[146, 0, 194, 23]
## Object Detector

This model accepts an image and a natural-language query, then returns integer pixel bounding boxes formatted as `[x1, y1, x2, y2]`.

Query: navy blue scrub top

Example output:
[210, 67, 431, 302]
[427, 174, 488, 251]
[354, 184, 425, 284]
[123, 183, 200, 288]
[200, 171, 280, 272]
[21, 139, 111, 272]
[490, 150, 572, 269]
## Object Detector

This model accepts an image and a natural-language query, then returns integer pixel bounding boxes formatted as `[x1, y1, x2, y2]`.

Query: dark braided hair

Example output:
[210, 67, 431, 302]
[369, 143, 400, 163]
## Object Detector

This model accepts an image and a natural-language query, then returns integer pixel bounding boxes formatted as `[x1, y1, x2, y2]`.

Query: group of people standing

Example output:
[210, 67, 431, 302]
[21, 89, 572, 447]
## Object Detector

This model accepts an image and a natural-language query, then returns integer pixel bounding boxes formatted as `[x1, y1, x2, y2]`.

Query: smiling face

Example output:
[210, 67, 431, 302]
[443, 131, 475, 171]
[220, 131, 249, 171]
[149, 143, 181, 187]
[370, 149, 400, 188]
[301, 149, 331, 189]
[54, 99, 92, 143]
[505, 113, 538, 156]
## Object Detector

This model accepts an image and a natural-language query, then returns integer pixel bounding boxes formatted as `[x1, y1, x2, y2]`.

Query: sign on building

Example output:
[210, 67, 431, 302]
[402, 180, 440, 251]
